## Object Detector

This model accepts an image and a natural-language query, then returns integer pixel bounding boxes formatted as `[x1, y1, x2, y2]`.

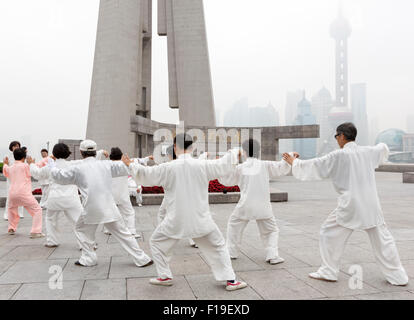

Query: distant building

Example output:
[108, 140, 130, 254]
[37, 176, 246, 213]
[281, 90, 304, 155]
[351, 83, 369, 145]
[403, 134, 414, 152]
[222, 99, 280, 127]
[376, 129, 406, 152]
[311, 87, 334, 155]
[407, 114, 414, 133]
[293, 94, 317, 159]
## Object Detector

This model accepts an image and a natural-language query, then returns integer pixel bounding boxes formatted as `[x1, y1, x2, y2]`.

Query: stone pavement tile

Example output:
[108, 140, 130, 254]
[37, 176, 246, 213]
[1, 233, 47, 246]
[127, 276, 196, 300]
[62, 258, 110, 281]
[220, 253, 263, 273]
[278, 234, 319, 248]
[388, 228, 414, 242]
[0, 284, 20, 300]
[168, 254, 211, 276]
[279, 225, 308, 236]
[0, 234, 14, 246]
[341, 245, 376, 264]
[186, 274, 262, 300]
[0, 259, 67, 284]
[314, 296, 358, 300]
[0, 261, 14, 276]
[1, 245, 55, 261]
[48, 244, 84, 260]
[12, 281, 84, 300]
[342, 262, 414, 292]
[355, 291, 414, 300]
[241, 247, 311, 270]
[238, 269, 325, 300]
[401, 259, 414, 278]
[0, 245, 16, 259]
[81, 278, 126, 300]
[280, 246, 322, 267]
[109, 256, 158, 279]
[286, 266, 380, 297]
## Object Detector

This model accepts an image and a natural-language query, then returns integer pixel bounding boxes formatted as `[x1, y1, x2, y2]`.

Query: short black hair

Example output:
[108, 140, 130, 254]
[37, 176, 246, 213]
[110, 147, 123, 161]
[174, 133, 193, 151]
[13, 148, 27, 161]
[166, 145, 176, 160]
[242, 139, 261, 158]
[80, 150, 97, 159]
[41, 149, 48, 154]
[336, 122, 357, 141]
[52, 143, 71, 159]
[9, 141, 21, 151]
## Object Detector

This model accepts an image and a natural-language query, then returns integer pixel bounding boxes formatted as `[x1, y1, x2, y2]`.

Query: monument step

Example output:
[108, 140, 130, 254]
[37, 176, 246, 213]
[403, 172, 414, 184]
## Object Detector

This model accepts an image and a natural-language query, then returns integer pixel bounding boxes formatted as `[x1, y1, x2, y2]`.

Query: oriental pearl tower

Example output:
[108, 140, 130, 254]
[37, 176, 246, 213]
[328, 4, 354, 149]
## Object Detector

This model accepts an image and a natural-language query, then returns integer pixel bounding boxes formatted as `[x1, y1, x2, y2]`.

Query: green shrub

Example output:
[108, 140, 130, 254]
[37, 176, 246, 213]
[0, 162, 3, 174]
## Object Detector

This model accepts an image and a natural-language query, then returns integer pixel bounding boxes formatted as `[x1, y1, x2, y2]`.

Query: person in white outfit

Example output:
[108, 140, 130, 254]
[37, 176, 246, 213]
[28, 143, 83, 248]
[124, 133, 247, 291]
[37, 149, 51, 209]
[219, 139, 297, 265]
[283, 122, 408, 286]
[50, 140, 153, 268]
[98, 148, 151, 239]
[4, 141, 24, 220]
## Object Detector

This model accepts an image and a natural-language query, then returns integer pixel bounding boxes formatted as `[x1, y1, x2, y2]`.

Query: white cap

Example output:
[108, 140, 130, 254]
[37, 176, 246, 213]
[79, 140, 97, 152]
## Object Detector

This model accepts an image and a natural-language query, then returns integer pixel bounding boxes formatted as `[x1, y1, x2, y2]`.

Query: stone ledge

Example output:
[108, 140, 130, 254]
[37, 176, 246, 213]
[403, 172, 414, 184]
[0, 189, 288, 208]
[376, 164, 414, 173]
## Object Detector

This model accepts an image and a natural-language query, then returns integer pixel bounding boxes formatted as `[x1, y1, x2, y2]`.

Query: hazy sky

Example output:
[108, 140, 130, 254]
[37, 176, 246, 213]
[1, 0, 414, 156]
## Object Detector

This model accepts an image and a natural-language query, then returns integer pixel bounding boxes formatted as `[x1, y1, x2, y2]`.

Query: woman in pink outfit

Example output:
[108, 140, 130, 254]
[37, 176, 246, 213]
[2, 148, 43, 238]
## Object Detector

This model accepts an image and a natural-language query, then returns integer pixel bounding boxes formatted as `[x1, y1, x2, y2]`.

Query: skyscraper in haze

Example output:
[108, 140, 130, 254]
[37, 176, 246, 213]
[281, 90, 304, 154]
[351, 83, 369, 145]
[311, 87, 334, 155]
[293, 93, 317, 159]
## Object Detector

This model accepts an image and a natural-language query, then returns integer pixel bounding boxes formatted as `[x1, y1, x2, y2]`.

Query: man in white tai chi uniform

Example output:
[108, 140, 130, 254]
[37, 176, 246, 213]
[124, 134, 248, 291]
[50, 140, 153, 268]
[283, 122, 408, 286]
[219, 138, 297, 265]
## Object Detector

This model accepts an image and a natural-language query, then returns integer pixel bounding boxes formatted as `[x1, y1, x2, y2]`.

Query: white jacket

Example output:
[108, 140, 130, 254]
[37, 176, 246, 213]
[50, 157, 130, 224]
[130, 150, 239, 239]
[292, 142, 389, 230]
[219, 157, 291, 220]
[30, 159, 82, 211]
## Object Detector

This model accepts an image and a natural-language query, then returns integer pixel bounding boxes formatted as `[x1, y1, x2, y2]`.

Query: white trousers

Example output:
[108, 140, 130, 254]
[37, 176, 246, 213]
[317, 213, 408, 285]
[46, 208, 81, 247]
[39, 185, 50, 208]
[150, 225, 236, 281]
[227, 214, 280, 261]
[4, 179, 24, 219]
[75, 215, 151, 267]
[103, 202, 137, 235]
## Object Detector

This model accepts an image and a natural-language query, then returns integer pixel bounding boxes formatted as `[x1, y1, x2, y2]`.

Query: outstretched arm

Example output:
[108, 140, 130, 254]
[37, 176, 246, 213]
[204, 149, 240, 181]
[123, 154, 168, 186]
[283, 152, 338, 181]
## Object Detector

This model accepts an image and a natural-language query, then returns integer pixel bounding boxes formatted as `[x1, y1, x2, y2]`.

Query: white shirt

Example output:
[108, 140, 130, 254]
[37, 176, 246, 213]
[30, 159, 82, 211]
[291, 142, 389, 230]
[129, 150, 239, 239]
[50, 157, 130, 224]
[219, 157, 291, 220]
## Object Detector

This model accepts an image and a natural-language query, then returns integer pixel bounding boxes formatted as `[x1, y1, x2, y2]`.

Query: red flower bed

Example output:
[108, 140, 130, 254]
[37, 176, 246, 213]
[142, 180, 239, 194]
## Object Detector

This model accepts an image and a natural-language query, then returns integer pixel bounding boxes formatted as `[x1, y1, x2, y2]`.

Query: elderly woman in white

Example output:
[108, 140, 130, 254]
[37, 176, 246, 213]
[283, 122, 408, 286]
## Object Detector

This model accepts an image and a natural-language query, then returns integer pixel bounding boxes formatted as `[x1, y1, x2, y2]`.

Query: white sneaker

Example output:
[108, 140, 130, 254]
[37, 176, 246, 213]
[226, 281, 248, 291]
[149, 278, 173, 286]
[268, 257, 285, 265]
[309, 272, 337, 282]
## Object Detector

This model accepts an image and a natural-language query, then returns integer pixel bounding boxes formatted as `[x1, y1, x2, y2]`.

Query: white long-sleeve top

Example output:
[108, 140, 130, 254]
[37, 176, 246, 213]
[219, 157, 291, 220]
[50, 157, 130, 224]
[291, 142, 390, 230]
[30, 159, 82, 211]
[129, 150, 239, 239]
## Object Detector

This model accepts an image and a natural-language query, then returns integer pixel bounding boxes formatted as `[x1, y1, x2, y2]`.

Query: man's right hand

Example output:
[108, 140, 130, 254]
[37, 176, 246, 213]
[26, 156, 36, 165]
[282, 153, 295, 165]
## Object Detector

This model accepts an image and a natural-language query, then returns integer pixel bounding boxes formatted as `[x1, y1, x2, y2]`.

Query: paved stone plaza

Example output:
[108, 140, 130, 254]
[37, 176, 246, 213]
[0, 172, 413, 300]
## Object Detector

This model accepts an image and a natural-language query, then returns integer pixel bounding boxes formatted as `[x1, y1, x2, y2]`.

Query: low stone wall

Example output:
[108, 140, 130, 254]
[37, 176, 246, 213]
[0, 189, 287, 208]
[376, 164, 414, 173]
[403, 172, 414, 184]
